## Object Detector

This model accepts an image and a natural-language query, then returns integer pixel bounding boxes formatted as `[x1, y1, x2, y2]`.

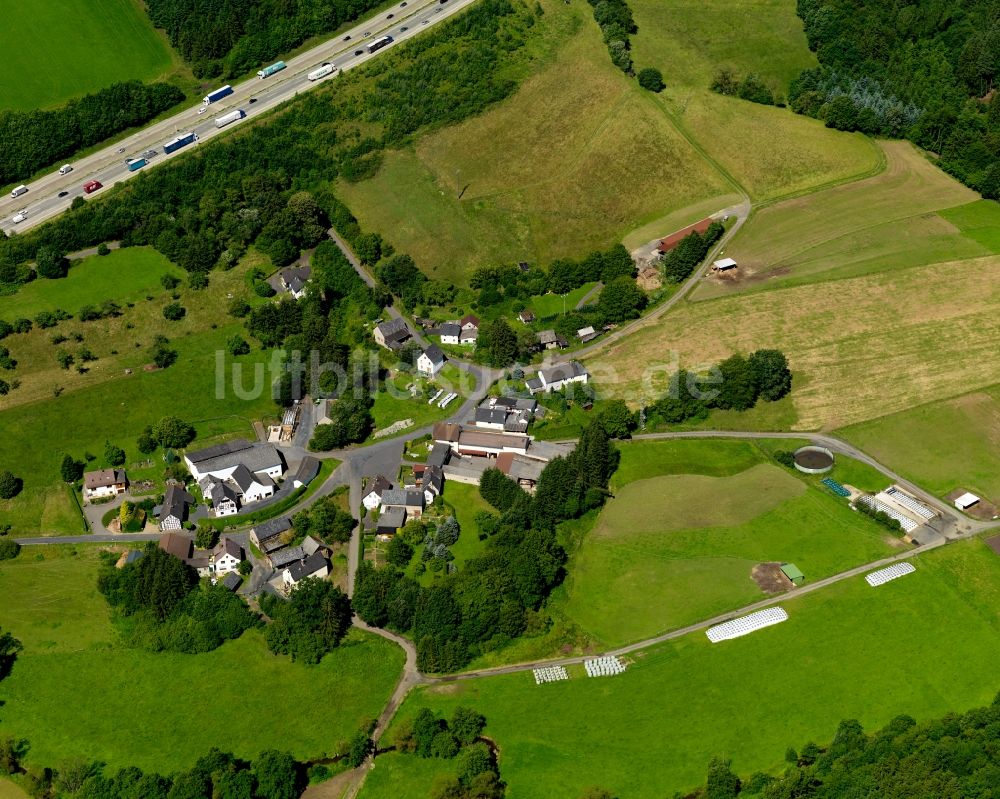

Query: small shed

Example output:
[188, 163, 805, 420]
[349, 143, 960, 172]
[712, 258, 738, 272]
[954, 492, 980, 511]
[780, 563, 805, 585]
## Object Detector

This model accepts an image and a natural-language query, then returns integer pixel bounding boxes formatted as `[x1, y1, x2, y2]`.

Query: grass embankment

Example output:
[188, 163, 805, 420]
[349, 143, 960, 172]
[1, 0, 182, 112]
[364, 537, 1000, 799]
[0, 547, 404, 772]
[839, 384, 1000, 504]
[558, 439, 900, 646]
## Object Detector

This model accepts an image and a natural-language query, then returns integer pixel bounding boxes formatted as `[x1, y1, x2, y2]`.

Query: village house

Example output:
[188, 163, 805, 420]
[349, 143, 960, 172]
[376, 507, 406, 535]
[159, 531, 192, 560]
[159, 483, 194, 530]
[199, 476, 240, 517]
[426, 442, 451, 469]
[362, 475, 393, 511]
[518, 309, 536, 324]
[83, 468, 128, 501]
[270, 545, 306, 570]
[282, 552, 330, 589]
[380, 488, 425, 518]
[433, 423, 530, 458]
[291, 456, 320, 489]
[278, 265, 311, 299]
[536, 330, 568, 350]
[184, 439, 284, 483]
[422, 466, 444, 505]
[459, 314, 479, 345]
[474, 407, 508, 430]
[417, 344, 446, 377]
[212, 537, 243, 575]
[438, 322, 462, 345]
[373, 317, 412, 350]
[576, 325, 597, 343]
[525, 361, 590, 395]
[250, 516, 293, 553]
[230, 464, 276, 503]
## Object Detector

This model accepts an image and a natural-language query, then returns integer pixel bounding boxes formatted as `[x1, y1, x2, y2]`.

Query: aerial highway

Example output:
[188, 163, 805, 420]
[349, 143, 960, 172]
[0, 0, 478, 235]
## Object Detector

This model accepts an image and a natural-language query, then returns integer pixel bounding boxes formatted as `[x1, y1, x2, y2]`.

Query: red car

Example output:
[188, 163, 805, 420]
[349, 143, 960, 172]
[82, 180, 102, 194]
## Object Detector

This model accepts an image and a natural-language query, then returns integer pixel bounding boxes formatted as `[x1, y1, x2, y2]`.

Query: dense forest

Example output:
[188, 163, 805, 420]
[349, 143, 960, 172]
[673, 693, 1000, 799]
[145, 0, 386, 78]
[0, 82, 184, 185]
[791, 0, 1000, 194]
[353, 422, 617, 672]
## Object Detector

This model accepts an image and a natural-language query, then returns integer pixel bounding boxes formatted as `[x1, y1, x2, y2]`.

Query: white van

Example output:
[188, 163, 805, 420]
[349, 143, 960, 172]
[10, 185, 27, 199]
[58, 164, 73, 175]
[12, 211, 27, 224]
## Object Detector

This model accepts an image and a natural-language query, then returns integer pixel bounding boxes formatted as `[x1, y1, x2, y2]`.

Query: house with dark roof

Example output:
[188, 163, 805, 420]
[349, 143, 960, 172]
[160, 484, 194, 530]
[426, 442, 451, 469]
[270, 545, 306, 569]
[422, 466, 444, 504]
[537, 330, 568, 350]
[438, 322, 462, 345]
[83, 468, 128, 501]
[373, 317, 412, 350]
[278, 265, 311, 299]
[199, 477, 240, 517]
[525, 361, 590, 395]
[380, 489, 424, 517]
[576, 325, 598, 343]
[432, 422, 462, 445]
[291, 456, 320, 488]
[300, 535, 327, 557]
[212, 537, 243, 574]
[250, 516, 293, 553]
[474, 407, 508, 430]
[518, 309, 536, 324]
[376, 507, 406, 535]
[417, 344, 446, 377]
[282, 552, 330, 589]
[230, 464, 275, 503]
[362, 475, 393, 511]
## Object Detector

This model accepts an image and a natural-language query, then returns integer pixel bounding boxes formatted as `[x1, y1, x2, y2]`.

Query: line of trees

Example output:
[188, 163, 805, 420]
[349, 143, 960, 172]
[790, 0, 1000, 195]
[585, 0, 636, 74]
[353, 422, 618, 672]
[0, 742, 306, 799]
[711, 68, 779, 106]
[0, 81, 184, 185]
[661, 221, 725, 284]
[680, 694, 1000, 799]
[645, 349, 792, 426]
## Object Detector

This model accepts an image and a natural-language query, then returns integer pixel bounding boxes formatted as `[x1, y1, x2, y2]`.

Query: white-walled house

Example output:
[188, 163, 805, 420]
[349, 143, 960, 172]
[184, 439, 284, 483]
[525, 361, 590, 394]
[362, 475, 392, 511]
[83, 469, 128, 500]
[199, 477, 240, 517]
[212, 537, 243, 574]
[438, 322, 461, 345]
[230, 464, 275, 503]
[417, 344, 446, 377]
[282, 552, 330, 589]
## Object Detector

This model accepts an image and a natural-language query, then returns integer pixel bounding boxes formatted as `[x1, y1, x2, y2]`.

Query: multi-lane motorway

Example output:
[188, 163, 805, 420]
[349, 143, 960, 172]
[0, 0, 478, 235]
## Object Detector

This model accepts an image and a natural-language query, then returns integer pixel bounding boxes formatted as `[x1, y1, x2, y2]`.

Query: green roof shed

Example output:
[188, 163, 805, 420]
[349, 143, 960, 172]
[781, 563, 805, 585]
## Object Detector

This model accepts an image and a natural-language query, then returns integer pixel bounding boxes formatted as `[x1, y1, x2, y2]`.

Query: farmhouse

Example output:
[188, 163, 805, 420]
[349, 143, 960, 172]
[438, 322, 462, 345]
[83, 469, 128, 500]
[362, 475, 393, 511]
[495, 452, 545, 492]
[270, 545, 306, 569]
[422, 466, 444, 504]
[712, 258, 738, 272]
[199, 477, 240, 517]
[250, 516, 293, 553]
[518, 309, 536, 324]
[184, 439, 284, 483]
[525, 361, 590, 394]
[433, 424, 530, 458]
[426, 442, 451, 469]
[380, 488, 425, 518]
[373, 317, 411, 350]
[459, 314, 479, 345]
[291, 456, 320, 488]
[159, 484, 194, 530]
[474, 407, 508, 430]
[955, 492, 980, 511]
[577, 326, 597, 343]
[537, 330, 568, 350]
[417, 344, 446, 377]
[657, 217, 713, 254]
[282, 552, 330, 589]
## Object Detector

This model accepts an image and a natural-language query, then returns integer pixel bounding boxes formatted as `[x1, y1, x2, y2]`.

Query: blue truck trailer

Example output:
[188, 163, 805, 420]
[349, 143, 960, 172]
[203, 85, 234, 105]
[163, 132, 197, 154]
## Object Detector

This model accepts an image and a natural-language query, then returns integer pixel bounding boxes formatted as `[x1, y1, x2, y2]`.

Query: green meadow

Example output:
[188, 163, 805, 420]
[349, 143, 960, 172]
[365, 538, 1000, 799]
[1, 0, 180, 111]
[0, 547, 405, 771]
